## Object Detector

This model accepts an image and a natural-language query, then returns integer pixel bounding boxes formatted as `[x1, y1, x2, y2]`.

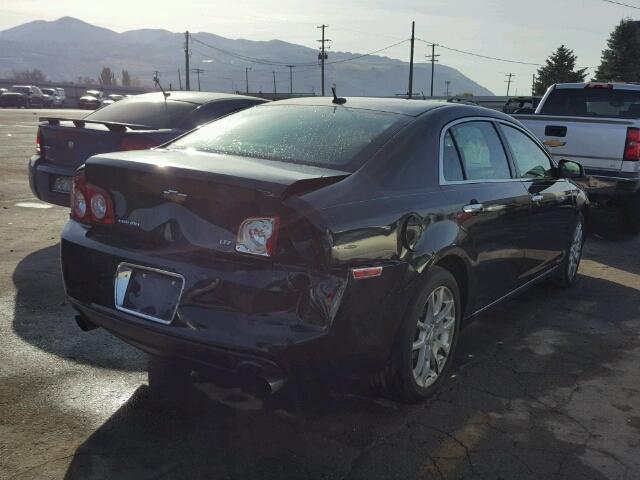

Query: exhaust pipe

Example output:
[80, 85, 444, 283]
[75, 314, 98, 332]
[237, 362, 286, 396]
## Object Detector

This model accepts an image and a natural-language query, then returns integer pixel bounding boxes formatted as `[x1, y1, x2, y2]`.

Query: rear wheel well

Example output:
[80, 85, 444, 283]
[434, 255, 469, 317]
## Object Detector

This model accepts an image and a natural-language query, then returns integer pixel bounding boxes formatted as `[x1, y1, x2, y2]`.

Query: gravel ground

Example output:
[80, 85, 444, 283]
[0, 108, 639, 480]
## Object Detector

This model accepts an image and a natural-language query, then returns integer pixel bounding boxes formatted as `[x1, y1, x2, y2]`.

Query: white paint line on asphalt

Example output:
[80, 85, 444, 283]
[14, 202, 53, 209]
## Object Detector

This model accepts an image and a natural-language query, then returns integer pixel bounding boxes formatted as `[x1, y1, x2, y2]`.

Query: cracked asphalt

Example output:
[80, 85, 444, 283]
[1, 109, 639, 480]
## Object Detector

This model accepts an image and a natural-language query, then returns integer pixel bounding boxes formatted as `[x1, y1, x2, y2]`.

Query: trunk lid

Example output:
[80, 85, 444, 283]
[84, 149, 348, 255]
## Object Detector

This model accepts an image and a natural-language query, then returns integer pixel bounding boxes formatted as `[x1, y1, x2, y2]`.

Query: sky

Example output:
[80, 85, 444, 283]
[0, 0, 638, 94]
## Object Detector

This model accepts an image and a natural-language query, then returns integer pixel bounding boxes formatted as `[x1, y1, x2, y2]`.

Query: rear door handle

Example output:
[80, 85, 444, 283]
[462, 203, 484, 214]
[531, 194, 544, 203]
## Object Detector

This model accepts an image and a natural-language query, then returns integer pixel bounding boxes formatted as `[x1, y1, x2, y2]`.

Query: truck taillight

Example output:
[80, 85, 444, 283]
[235, 217, 280, 257]
[36, 127, 44, 158]
[70, 171, 115, 225]
[624, 127, 640, 161]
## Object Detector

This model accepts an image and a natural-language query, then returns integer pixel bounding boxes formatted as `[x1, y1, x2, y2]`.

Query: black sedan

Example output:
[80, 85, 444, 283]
[29, 91, 267, 206]
[61, 97, 588, 402]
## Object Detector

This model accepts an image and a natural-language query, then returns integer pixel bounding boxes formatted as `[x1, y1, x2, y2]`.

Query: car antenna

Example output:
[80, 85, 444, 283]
[332, 87, 346, 105]
[153, 75, 170, 100]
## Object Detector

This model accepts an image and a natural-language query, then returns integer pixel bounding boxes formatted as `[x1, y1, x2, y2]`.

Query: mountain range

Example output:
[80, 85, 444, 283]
[0, 16, 494, 96]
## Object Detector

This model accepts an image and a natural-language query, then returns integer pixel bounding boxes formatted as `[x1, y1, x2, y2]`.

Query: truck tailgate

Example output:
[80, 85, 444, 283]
[516, 114, 633, 174]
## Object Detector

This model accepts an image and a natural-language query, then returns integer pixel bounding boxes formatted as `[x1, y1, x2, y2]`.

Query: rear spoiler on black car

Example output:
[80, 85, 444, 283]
[39, 117, 158, 132]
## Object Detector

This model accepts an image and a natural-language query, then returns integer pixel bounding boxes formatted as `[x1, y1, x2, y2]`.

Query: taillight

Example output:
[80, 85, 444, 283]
[70, 171, 115, 225]
[119, 136, 157, 151]
[235, 217, 280, 257]
[624, 127, 640, 161]
[36, 127, 44, 158]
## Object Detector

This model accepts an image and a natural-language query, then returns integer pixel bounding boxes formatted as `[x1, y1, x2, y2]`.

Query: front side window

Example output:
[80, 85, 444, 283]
[447, 121, 511, 181]
[501, 125, 554, 179]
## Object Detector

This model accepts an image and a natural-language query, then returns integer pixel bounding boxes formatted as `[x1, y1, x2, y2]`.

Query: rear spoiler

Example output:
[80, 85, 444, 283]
[38, 117, 158, 132]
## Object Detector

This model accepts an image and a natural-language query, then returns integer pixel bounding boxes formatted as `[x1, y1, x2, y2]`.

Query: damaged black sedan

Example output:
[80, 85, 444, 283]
[61, 97, 588, 402]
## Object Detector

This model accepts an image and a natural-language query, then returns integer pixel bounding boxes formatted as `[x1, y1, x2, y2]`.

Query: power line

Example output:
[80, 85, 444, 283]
[600, 0, 640, 9]
[416, 38, 542, 66]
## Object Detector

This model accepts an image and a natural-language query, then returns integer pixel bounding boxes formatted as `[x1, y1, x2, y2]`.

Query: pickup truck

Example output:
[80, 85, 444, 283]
[515, 82, 640, 232]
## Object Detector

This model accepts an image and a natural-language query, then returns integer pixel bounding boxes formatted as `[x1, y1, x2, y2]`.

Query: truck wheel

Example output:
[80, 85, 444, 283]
[147, 355, 193, 402]
[372, 266, 461, 403]
[619, 193, 640, 234]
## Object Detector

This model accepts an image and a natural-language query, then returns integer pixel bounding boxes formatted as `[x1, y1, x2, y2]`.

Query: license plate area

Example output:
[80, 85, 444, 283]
[51, 175, 71, 193]
[114, 263, 184, 324]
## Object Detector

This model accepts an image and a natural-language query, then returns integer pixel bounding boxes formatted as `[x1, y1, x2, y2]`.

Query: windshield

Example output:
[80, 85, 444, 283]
[10, 86, 30, 94]
[167, 104, 408, 171]
[540, 88, 640, 118]
[86, 98, 196, 128]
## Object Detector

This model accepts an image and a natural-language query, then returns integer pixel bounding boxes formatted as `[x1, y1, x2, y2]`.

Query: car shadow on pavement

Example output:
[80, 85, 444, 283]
[62, 267, 639, 479]
[11, 243, 146, 371]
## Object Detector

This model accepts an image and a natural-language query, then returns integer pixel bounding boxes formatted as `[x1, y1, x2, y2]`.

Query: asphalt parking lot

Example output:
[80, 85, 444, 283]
[1, 108, 639, 480]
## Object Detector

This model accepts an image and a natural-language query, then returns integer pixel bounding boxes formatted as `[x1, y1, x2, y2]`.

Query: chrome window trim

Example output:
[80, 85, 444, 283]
[114, 262, 185, 325]
[438, 117, 520, 186]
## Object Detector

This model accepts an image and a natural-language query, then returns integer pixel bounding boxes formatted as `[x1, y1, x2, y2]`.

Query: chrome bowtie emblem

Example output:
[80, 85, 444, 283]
[162, 189, 188, 203]
[67, 140, 74, 150]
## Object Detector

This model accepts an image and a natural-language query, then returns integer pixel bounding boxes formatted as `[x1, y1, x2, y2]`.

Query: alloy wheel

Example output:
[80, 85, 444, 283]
[412, 286, 456, 388]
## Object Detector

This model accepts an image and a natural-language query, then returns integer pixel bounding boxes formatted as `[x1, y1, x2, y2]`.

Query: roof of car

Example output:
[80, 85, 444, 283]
[262, 96, 455, 116]
[131, 91, 267, 105]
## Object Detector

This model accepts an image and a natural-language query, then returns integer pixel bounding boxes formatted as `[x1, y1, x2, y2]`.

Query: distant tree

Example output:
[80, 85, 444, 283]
[595, 19, 640, 82]
[98, 66, 116, 86]
[534, 45, 587, 95]
[10, 69, 47, 83]
[76, 76, 97, 86]
[121, 69, 131, 88]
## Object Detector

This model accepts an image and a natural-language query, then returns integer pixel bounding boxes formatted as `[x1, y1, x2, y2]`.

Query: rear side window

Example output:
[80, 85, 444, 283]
[501, 125, 554, 179]
[446, 121, 511, 181]
[540, 88, 640, 118]
[168, 104, 409, 171]
[86, 98, 196, 129]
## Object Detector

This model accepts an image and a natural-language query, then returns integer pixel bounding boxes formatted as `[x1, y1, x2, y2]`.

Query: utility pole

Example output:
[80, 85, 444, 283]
[317, 24, 329, 96]
[272, 71, 277, 98]
[245, 67, 250, 94]
[184, 31, 191, 91]
[287, 65, 294, 97]
[408, 21, 415, 99]
[445, 80, 451, 96]
[505, 73, 514, 96]
[178, 68, 182, 90]
[192, 68, 204, 91]
[532, 74, 536, 96]
[426, 43, 440, 97]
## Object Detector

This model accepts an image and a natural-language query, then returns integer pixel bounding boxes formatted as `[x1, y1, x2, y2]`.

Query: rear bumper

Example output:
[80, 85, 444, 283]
[28, 155, 73, 206]
[60, 220, 410, 378]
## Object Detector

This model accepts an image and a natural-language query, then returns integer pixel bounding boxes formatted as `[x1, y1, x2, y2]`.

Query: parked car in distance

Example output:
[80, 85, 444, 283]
[78, 90, 104, 109]
[29, 91, 268, 206]
[61, 98, 588, 402]
[503, 96, 541, 114]
[101, 94, 125, 106]
[0, 85, 45, 108]
[41, 88, 64, 108]
[516, 82, 640, 232]
[55, 88, 66, 107]
[0, 88, 7, 95]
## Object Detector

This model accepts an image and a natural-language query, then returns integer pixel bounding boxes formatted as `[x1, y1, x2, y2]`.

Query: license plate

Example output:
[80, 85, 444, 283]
[51, 175, 71, 193]
[114, 263, 184, 324]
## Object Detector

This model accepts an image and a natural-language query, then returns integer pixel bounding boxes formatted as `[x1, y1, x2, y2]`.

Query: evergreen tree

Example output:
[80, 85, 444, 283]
[121, 69, 131, 88]
[595, 19, 640, 82]
[534, 45, 587, 95]
[99, 66, 116, 86]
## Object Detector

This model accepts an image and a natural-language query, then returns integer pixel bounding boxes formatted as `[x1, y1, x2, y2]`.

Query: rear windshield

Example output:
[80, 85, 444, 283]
[85, 98, 196, 129]
[167, 104, 409, 171]
[540, 88, 640, 118]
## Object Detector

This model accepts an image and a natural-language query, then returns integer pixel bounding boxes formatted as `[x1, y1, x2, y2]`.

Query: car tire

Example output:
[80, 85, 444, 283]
[619, 193, 640, 234]
[554, 212, 585, 287]
[373, 266, 461, 403]
[147, 355, 193, 402]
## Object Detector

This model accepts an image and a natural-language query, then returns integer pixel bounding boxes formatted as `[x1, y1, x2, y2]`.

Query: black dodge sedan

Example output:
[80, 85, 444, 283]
[61, 97, 587, 402]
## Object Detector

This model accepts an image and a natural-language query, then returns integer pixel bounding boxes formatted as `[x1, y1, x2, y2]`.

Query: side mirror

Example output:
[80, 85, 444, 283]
[558, 159, 584, 179]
